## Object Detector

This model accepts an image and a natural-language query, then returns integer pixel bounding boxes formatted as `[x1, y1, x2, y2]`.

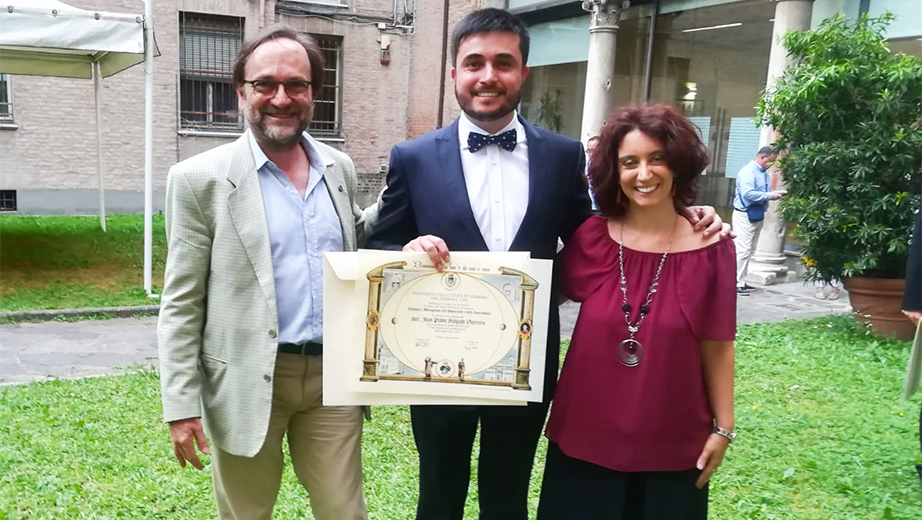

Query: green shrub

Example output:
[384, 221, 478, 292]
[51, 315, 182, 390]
[757, 13, 922, 281]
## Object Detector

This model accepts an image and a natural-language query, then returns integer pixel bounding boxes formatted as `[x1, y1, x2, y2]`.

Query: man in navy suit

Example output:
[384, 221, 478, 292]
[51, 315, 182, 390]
[368, 9, 725, 520]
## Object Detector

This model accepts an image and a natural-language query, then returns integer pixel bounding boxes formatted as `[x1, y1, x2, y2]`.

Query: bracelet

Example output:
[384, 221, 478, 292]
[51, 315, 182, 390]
[713, 425, 737, 443]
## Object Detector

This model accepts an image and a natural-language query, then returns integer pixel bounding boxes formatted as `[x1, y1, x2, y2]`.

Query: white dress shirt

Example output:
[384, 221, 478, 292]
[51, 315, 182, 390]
[458, 112, 530, 252]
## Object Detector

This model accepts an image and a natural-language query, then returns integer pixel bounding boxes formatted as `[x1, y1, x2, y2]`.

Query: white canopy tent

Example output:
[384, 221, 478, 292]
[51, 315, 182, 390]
[0, 0, 159, 295]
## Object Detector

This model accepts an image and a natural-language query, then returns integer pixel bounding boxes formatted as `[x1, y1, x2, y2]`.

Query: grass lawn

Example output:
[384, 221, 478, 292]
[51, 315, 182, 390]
[2, 316, 921, 519]
[0, 215, 166, 311]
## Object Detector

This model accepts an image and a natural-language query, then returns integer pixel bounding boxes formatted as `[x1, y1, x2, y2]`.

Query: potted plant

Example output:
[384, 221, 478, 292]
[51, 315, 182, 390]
[757, 13, 922, 339]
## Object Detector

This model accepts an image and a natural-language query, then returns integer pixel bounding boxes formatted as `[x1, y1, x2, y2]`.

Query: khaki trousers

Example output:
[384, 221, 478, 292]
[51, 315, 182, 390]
[211, 353, 367, 520]
[732, 209, 763, 287]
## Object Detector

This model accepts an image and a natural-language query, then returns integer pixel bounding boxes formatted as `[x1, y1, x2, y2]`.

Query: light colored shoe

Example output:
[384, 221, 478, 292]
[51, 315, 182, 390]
[828, 287, 840, 300]
[814, 287, 827, 300]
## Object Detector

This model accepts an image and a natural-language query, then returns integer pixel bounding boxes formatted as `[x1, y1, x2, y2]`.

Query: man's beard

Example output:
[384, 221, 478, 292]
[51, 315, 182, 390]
[247, 106, 312, 149]
[456, 89, 520, 124]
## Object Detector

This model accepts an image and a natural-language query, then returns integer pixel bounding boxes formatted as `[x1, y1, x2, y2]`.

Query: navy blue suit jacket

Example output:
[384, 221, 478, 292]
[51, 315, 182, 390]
[367, 116, 593, 400]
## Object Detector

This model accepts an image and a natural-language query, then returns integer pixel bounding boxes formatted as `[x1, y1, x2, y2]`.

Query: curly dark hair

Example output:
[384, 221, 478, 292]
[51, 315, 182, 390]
[589, 103, 709, 217]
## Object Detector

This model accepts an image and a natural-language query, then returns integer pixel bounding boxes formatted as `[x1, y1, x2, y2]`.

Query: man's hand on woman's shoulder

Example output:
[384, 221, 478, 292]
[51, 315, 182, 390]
[681, 206, 733, 240]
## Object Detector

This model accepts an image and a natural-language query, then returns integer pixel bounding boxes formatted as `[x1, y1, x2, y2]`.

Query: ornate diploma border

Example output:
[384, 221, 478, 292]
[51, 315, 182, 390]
[360, 261, 538, 390]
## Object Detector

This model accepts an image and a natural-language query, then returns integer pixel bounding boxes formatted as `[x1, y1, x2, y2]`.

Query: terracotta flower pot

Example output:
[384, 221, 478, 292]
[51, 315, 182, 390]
[842, 277, 915, 341]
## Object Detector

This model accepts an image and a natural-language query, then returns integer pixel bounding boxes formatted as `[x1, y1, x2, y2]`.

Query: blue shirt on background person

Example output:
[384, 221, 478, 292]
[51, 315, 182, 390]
[733, 159, 773, 212]
[730, 146, 782, 296]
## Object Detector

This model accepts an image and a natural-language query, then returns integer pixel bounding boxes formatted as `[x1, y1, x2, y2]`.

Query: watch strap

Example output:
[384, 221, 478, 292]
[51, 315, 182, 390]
[713, 425, 737, 442]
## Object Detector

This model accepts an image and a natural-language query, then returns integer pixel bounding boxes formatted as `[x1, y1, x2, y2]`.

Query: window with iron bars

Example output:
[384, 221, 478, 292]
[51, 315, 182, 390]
[309, 34, 343, 138]
[0, 190, 17, 211]
[179, 13, 244, 132]
[0, 74, 13, 123]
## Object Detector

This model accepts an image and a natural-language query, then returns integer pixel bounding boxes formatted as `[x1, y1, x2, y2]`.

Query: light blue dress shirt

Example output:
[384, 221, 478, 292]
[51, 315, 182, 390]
[733, 160, 773, 212]
[248, 130, 343, 345]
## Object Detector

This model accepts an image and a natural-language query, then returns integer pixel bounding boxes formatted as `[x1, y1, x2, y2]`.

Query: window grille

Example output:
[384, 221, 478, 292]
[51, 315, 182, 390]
[0, 190, 17, 211]
[179, 13, 244, 132]
[309, 35, 343, 138]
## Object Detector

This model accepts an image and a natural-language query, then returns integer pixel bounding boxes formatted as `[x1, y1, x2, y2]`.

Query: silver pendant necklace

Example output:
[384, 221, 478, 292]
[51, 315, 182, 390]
[617, 219, 675, 367]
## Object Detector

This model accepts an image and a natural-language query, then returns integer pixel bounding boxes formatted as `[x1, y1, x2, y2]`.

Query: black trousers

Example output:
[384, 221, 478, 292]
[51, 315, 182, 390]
[537, 442, 708, 520]
[411, 402, 550, 520]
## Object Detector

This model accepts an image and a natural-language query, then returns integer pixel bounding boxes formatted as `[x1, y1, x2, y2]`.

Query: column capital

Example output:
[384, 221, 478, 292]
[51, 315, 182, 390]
[582, 0, 628, 32]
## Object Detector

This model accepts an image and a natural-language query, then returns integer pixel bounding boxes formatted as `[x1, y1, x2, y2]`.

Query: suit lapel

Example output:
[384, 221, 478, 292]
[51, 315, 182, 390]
[323, 158, 355, 252]
[437, 121, 489, 250]
[509, 118, 547, 251]
[225, 135, 278, 319]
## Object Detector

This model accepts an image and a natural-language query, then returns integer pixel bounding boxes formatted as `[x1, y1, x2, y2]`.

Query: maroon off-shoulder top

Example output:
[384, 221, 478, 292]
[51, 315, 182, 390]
[546, 215, 737, 472]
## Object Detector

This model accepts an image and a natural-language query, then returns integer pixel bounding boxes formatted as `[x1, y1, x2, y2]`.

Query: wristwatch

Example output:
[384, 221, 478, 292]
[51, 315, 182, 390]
[713, 425, 737, 443]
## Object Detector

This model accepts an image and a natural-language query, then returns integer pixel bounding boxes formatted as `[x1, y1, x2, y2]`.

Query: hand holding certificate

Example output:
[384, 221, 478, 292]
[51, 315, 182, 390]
[323, 250, 553, 405]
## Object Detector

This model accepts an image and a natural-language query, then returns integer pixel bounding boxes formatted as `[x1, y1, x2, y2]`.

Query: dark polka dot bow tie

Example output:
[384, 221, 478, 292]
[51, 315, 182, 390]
[467, 129, 517, 153]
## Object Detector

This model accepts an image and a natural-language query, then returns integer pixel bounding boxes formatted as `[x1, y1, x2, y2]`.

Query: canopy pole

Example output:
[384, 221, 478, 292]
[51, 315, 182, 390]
[94, 61, 106, 232]
[143, 0, 155, 297]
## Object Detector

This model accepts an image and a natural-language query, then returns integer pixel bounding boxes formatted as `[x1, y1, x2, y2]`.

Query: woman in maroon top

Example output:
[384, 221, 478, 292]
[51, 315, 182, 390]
[537, 104, 737, 519]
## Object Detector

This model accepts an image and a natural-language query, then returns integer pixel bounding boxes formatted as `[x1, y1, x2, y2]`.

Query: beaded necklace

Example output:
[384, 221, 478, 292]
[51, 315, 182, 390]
[616, 218, 677, 367]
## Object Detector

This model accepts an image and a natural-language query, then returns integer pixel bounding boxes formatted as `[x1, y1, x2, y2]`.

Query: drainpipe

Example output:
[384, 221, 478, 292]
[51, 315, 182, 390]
[436, 0, 449, 128]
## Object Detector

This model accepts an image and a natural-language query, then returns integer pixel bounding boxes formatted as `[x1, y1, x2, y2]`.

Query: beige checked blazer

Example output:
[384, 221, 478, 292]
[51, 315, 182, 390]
[158, 133, 377, 457]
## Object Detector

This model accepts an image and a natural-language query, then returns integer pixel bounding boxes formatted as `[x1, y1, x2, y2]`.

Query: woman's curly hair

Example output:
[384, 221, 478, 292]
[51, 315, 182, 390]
[589, 103, 709, 217]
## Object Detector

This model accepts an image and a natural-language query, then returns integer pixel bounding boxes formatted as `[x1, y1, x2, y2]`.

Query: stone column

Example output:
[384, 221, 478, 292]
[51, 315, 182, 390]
[580, 0, 627, 144]
[748, 0, 815, 285]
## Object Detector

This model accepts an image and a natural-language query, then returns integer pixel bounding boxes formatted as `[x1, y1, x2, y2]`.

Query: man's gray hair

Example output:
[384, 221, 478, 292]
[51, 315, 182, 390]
[757, 145, 776, 157]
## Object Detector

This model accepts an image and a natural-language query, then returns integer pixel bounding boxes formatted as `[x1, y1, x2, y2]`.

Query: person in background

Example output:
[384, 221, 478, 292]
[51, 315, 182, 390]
[902, 206, 921, 324]
[732, 146, 785, 296]
[586, 135, 600, 210]
[814, 279, 841, 300]
[538, 103, 736, 519]
[901, 203, 921, 484]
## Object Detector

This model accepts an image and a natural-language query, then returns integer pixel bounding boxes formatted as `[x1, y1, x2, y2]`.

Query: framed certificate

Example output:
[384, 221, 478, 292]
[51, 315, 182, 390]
[323, 250, 552, 405]
[360, 262, 538, 391]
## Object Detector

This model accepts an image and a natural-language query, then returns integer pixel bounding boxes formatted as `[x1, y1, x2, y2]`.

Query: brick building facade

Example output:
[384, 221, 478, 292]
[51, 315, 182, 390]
[0, 0, 502, 213]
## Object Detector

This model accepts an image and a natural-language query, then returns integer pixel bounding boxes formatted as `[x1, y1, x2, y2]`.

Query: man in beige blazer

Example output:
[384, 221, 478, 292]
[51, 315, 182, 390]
[158, 24, 375, 520]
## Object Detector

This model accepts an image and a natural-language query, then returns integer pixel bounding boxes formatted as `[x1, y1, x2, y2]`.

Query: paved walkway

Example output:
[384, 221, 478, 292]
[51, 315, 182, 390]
[1, 316, 159, 385]
[1, 281, 851, 385]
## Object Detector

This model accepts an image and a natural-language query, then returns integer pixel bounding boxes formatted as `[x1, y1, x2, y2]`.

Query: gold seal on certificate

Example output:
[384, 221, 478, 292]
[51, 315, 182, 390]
[360, 262, 538, 390]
